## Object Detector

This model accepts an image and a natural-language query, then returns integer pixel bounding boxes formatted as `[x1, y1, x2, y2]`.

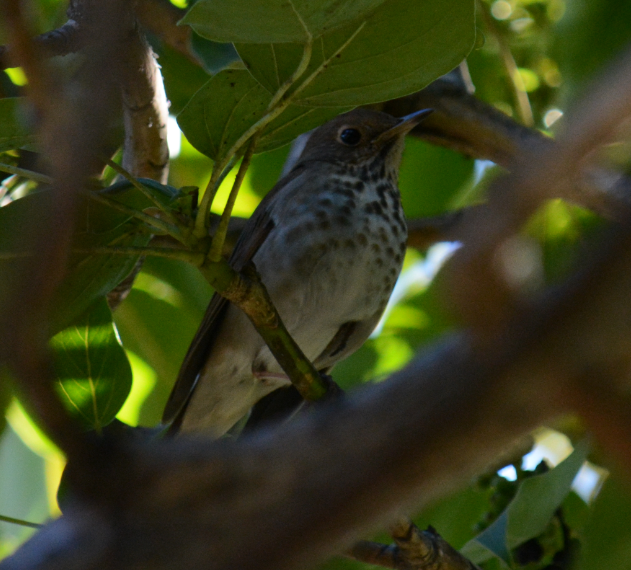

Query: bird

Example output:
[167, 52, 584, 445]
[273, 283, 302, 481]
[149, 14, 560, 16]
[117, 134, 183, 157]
[163, 107, 432, 437]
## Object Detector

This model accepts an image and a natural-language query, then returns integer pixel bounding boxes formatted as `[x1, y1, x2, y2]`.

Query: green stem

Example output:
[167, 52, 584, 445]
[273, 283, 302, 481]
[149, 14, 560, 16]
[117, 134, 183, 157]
[221, 40, 314, 166]
[0, 163, 53, 185]
[193, 161, 223, 241]
[193, 40, 313, 241]
[73, 245, 205, 264]
[291, 22, 366, 101]
[197, 262, 329, 400]
[0, 513, 42, 529]
[0, 245, 204, 264]
[105, 159, 181, 226]
[266, 37, 312, 111]
[207, 137, 258, 262]
[197, 154, 239, 239]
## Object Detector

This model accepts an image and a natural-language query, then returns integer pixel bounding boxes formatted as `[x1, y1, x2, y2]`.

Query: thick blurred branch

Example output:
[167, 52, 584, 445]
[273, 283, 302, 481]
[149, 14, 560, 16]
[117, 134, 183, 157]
[0, 0, 151, 480]
[446, 46, 631, 332]
[379, 72, 631, 220]
[7, 45, 631, 570]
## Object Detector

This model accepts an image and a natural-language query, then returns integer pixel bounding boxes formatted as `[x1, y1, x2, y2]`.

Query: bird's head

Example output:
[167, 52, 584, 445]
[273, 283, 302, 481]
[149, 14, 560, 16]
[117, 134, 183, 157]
[296, 108, 433, 176]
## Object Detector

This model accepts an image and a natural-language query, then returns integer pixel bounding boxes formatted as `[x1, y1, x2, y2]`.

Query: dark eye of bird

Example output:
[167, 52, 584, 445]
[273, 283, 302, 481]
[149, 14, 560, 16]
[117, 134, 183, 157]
[339, 128, 362, 146]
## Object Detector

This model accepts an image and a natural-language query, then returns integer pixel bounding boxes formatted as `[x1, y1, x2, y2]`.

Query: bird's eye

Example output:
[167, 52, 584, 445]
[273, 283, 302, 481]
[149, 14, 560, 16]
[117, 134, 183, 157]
[339, 128, 362, 146]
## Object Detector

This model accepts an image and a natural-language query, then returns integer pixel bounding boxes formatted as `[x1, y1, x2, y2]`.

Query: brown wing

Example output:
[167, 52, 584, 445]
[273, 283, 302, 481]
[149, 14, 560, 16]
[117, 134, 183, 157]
[162, 165, 307, 429]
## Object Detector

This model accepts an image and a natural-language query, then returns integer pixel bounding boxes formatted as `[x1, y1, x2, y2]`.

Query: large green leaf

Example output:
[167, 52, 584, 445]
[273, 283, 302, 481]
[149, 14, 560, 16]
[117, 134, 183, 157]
[51, 297, 132, 431]
[0, 180, 180, 335]
[157, 42, 211, 115]
[578, 475, 631, 570]
[113, 256, 213, 425]
[0, 98, 37, 153]
[461, 441, 589, 565]
[237, 0, 475, 107]
[177, 69, 348, 159]
[54, 179, 180, 333]
[177, 70, 270, 161]
[181, 0, 388, 44]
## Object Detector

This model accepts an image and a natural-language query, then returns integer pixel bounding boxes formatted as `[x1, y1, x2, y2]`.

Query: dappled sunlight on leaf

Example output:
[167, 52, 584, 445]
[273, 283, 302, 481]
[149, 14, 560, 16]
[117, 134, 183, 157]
[116, 352, 157, 427]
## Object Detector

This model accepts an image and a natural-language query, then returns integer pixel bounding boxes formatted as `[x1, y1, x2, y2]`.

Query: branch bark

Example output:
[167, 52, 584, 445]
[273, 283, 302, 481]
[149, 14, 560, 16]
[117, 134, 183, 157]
[6, 46, 631, 570]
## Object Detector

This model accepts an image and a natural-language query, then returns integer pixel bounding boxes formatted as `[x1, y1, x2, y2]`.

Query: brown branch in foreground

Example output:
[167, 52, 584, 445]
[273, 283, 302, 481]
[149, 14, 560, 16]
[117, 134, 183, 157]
[7, 215, 631, 570]
[379, 72, 631, 221]
[0, 0, 144, 476]
[446, 45, 631, 335]
[0, 0, 93, 462]
[7, 37, 631, 570]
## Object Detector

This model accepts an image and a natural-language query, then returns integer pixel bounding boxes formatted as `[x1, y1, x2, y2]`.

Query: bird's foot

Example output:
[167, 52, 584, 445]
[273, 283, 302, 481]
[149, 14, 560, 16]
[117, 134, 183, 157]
[318, 372, 345, 400]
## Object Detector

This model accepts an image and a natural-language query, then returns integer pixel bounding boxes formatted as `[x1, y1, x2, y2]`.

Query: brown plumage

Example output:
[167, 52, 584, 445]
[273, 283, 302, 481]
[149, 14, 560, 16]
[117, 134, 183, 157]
[163, 108, 432, 436]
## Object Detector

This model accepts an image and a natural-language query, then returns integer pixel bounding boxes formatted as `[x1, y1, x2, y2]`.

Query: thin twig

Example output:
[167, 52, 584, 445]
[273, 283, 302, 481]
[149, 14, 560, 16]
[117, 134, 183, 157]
[477, 0, 533, 126]
[194, 155, 238, 240]
[208, 137, 258, 262]
[0, 162, 53, 185]
[73, 244, 204, 264]
[0, 19, 81, 70]
[0, 513, 42, 529]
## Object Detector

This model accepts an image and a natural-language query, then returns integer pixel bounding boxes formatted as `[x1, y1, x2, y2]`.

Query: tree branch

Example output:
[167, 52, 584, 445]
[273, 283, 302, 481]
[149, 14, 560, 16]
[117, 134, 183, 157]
[8, 38, 631, 570]
[379, 72, 631, 221]
[0, 19, 81, 70]
[118, 21, 169, 184]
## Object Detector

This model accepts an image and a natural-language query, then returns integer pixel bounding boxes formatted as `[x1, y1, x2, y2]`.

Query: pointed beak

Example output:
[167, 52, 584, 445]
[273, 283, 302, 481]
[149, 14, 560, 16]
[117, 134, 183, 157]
[372, 108, 434, 144]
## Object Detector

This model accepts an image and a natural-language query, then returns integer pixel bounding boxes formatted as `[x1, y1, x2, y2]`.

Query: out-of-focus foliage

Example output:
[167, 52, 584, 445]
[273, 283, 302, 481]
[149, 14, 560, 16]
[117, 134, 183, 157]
[0, 0, 629, 567]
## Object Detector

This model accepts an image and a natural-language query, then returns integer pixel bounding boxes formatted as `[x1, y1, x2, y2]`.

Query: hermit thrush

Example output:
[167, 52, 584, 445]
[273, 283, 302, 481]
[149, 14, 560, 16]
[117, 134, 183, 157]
[163, 108, 432, 436]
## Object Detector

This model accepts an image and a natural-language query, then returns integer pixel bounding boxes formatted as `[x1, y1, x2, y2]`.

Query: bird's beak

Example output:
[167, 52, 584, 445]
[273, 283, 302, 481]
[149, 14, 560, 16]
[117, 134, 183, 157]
[372, 108, 434, 144]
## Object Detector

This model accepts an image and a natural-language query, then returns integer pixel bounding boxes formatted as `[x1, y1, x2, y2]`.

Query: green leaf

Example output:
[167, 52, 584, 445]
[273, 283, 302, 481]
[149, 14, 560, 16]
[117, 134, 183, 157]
[113, 256, 213, 425]
[0, 181, 180, 335]
[257, 104, 350, 153]
[157, 42, 211, 115]
[237, 0, 475, 107]
[398, 138, 475, 218]
[0, 98, 37, 153]
[177, 69, 348, 159]
[178, 70, 270, 161]
[578, 475, 631, 570]
[181, 0, 388, 44]
[51, 297, 132, 431]
[53, 181, 180, 333]
[461, 441, 589, 564]
[190, 34, 243, 75]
